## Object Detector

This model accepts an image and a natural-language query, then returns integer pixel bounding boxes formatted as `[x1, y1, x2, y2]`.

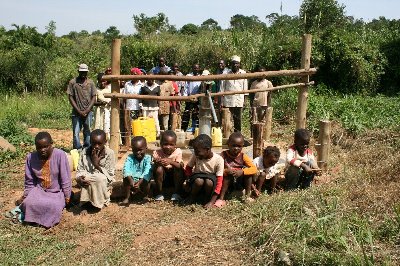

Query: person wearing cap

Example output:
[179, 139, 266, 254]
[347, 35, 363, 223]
[67, 63, 97, 149]
[220, 55, 248, 132]
[181, 64, 202, 132]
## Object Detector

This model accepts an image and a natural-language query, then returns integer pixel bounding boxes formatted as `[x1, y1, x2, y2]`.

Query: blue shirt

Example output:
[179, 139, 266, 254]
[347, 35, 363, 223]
[123, 154, 152, 181]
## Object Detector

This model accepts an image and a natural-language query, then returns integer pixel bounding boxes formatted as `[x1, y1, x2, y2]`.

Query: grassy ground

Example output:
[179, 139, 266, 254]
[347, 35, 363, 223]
[0, 93, 399, 265]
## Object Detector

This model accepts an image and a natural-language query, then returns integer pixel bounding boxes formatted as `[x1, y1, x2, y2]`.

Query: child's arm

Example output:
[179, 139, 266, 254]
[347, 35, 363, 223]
[122, 155, 135, 179]
[242, 154, 258, 176]
[286, 147, 303, 167]
[141, 155, 153, 182]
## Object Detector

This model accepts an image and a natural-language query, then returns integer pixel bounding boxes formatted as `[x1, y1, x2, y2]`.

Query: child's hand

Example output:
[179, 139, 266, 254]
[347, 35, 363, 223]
[15, 196, 24, 206]
[302, 164, 313, 174]
[232, 169, 244, 178]
[313, 168, 322, 175]
[160, 158, 173, 166]
[77, 176, 90, 186]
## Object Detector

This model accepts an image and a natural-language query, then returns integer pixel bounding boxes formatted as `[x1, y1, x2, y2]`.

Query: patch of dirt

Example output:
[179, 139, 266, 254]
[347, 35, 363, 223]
[28, 128, 72, 148]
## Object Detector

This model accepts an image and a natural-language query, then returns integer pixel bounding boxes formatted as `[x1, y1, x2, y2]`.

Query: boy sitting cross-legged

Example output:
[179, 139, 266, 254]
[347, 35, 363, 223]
[153, 130, 184, 202]
[120, 136, 152, 205]
[184, 134, 224, 209]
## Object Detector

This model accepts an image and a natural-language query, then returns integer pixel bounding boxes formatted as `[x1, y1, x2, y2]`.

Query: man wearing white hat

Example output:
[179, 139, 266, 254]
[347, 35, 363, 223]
[67, 63, 97, 149]
[220, 55, 248, 132]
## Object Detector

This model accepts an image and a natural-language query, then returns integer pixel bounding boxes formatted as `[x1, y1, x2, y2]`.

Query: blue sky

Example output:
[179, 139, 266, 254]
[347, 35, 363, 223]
[1, 0, 399, 36]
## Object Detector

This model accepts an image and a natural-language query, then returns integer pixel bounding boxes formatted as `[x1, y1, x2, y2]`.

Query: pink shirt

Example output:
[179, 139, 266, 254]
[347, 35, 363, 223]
[152, 148, 183, 169]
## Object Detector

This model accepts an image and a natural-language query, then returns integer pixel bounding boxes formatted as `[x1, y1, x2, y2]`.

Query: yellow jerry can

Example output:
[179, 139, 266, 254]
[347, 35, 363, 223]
[211, 127, 222, 147]
[132, 117, 156, 143]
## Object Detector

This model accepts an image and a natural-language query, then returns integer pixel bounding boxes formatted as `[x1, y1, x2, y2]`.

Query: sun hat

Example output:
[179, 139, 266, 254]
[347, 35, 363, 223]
[78, 63, 89, 72]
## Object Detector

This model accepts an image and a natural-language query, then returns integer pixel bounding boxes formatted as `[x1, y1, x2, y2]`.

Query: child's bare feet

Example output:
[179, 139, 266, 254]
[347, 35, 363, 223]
[214, 199, 226, 208]
[119, 198, 130, 206]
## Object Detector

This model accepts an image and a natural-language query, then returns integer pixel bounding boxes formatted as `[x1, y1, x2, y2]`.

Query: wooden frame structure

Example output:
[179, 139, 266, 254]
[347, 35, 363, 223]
[102, 34, 330, 167]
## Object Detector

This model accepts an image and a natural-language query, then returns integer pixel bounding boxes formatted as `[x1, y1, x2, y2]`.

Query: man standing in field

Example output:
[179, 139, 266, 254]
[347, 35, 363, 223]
[221, 55, 248, 132]
[67, 63, 97, 149]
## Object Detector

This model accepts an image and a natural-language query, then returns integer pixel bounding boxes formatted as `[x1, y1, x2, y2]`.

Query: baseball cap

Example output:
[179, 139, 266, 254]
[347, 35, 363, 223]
[78, 63, 89, 72]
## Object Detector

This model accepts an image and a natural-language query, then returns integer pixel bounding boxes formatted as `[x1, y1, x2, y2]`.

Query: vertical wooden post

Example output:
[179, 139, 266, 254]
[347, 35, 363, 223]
[221, 108, 232, 138]
[171, 113, 178, 131]
[296, 34, 312, 129]
[109, 39, 121, 157]
[252, 123, 263, 159]
[317, 120, 331, 170]
[263, 107, 273, 142]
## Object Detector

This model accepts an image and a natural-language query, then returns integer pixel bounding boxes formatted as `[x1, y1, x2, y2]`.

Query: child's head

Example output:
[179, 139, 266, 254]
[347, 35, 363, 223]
[255, 66, 266, 81]
[131, 136, 147, 161]
[263, 146, 280, 168]
[294, 129, 311, 154]
[160, 130, 177, 156]
[192, 134, 213, 160]
[227, 132, 244, 157]
[90, 129, 107, 152]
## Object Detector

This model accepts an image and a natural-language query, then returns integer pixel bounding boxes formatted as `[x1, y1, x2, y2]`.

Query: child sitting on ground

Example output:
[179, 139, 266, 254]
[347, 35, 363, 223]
[120, 136, 152, 205]
[252, 146, 283, 197]
[285, 129, 321, 190]
[215, 132, 257, 207]
[76, 129, 115, 214]
[153, 130, 184, 202]
[184, 134, 224, 208]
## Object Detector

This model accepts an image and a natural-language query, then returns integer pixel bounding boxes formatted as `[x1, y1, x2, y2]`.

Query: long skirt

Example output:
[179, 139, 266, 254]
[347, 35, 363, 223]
[20, 186, 65, 228]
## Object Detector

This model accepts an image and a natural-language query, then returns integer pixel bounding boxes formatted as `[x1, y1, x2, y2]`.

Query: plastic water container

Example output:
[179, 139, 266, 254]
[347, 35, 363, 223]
[70, 149, 80, 171]
[193, 128, 199, 138]
[132, 117, 156, 143]
[176, 129, 186, 148]
[211, 127, 222, 147]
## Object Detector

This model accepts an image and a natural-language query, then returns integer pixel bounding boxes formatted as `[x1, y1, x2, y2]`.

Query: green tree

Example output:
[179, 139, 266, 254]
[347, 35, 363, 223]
[230, 14, 265, 31]
[200, 18, 221, 31]
[180, 23, 199, 35]
[300, 0, 348, 33]
[104, 26, 120, 42]
[133, 13, 173, 35]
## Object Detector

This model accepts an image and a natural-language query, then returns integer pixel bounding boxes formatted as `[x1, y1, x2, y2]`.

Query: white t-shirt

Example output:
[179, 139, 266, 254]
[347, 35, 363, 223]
[253, 156, 285, 179]
[124, 81, 142, 111]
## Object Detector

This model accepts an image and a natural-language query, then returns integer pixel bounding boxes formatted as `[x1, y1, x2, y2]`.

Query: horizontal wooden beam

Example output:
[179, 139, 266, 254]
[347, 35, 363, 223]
[102, 68, 317, 82]
[103, 81, 314, 101]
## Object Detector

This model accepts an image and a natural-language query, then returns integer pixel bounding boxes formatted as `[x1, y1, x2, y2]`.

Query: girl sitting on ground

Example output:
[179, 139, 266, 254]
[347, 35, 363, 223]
[252, 146, 283, 197]
[184, 134, 224, 209]
[153, 130, 184, 202]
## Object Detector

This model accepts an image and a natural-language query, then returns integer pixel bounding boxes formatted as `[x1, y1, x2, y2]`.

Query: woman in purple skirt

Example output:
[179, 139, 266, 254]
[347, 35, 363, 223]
[17, 132, 72, 228]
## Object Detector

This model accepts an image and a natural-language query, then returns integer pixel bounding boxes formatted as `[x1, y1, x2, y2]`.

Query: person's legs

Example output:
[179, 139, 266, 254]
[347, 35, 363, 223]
[154, 165, 165, 197]
[189, 178, 204, 202]
[299, 172, 315, 189]
[173, 167, 184, 195]
[72, 114, 82, 149]
[285, 165, 301, 191]
[203, 179, 214, 203]
[230, 107, 242, 132]
[121, 177, 135, 204]
[243, 175, 253, 197]
[269, 174, 278, 193]
[218, 175, 232, 201]
[161, 114, 169, 131]
[151, 110, 160, 136]
[191, 103, 199, 129]
[181, 103, 192, 131]
[83, 111, 92, 148]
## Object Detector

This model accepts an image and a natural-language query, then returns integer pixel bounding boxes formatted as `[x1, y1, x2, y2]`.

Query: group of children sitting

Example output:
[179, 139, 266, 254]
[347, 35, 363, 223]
[113, 128, 321, 209]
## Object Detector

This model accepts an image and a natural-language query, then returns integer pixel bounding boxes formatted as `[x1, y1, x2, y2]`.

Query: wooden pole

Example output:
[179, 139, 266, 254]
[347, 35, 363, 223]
[103, 68, 317, 82]
[221, 108, 232, 138]
[104, 81, 315, 101]
[171, 113, 179, 131]
[252, 123, 263, 159]
[317, 120, 331, 171]
[263, 107, 273, 142]
[109, 39, 121, 157]
[296, 34, 312, 129]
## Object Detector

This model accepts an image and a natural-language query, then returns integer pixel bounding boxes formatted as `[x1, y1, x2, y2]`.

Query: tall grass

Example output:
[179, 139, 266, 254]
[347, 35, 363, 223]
[1, 93, 71, 129]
